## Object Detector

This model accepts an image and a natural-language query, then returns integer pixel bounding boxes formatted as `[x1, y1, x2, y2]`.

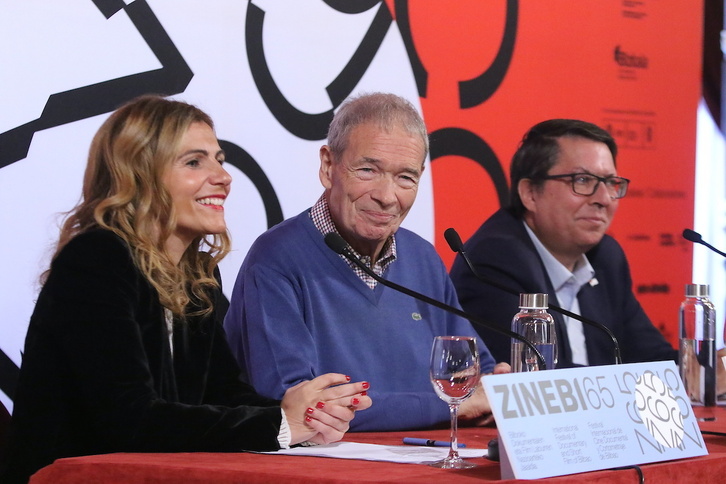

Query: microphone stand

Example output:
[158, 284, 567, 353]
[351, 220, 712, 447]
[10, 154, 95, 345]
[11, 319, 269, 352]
[444, 228, 623, 365]
[324, 232, 547, 371]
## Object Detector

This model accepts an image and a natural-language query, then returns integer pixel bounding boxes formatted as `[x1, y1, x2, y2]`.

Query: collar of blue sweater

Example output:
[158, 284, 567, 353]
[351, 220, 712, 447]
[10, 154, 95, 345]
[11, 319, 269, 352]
[309, 194, 396, 289]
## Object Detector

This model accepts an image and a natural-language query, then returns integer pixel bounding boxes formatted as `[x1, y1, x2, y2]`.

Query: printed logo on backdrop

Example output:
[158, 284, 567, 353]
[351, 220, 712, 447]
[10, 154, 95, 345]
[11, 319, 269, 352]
[614, 45, 649, 81]
[603, 115, 656, 150]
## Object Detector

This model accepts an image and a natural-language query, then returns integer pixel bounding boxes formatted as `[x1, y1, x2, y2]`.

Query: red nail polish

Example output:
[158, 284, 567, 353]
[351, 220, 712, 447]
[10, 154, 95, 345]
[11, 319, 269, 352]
[316, 401, 325, 409]
[351, 398, 360, 406]
[345, 375, 351, 382]
[361, 381, 370, 389]
[305, 415, 312, 422]
[360, 391, 367, 396]
[306, 407, 314, 415]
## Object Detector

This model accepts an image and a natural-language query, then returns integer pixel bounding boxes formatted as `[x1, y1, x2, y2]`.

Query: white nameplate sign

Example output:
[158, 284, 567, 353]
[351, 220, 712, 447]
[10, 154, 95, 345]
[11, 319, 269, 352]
[481, 361, 707, 480]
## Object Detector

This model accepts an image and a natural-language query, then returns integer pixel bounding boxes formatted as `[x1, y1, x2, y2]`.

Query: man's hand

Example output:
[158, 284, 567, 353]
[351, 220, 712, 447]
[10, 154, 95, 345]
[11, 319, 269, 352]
[717, 348, 726, 397]
[458, 362, 511, 426]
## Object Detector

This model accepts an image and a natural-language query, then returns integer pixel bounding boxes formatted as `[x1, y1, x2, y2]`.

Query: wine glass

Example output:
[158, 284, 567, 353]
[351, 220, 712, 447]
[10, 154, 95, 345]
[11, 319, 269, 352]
[429, 335, 480, 469]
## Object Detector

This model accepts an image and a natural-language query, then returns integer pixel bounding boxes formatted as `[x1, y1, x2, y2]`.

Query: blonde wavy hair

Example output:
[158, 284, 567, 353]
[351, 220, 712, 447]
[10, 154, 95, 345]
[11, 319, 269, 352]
[50, 95, 230, 318]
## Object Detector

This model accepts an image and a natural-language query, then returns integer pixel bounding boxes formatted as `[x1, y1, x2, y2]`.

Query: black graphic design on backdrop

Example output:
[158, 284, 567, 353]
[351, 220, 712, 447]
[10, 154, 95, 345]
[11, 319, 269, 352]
[0, 0, 192, 169]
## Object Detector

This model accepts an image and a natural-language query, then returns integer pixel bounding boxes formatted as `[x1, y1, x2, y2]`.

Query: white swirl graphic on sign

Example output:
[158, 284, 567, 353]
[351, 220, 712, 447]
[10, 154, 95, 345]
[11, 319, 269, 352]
[634, 371, 684, 448]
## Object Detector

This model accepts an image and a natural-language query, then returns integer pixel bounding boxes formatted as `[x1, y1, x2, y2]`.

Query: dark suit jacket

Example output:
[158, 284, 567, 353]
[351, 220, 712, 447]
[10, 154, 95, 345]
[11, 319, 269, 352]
[3, 230, 282, 484]
[450, 208, 678, 368]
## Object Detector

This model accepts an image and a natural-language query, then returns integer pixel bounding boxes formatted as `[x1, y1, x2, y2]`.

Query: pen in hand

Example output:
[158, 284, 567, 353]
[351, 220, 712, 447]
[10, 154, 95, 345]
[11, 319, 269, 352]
[402, 437, 466, 448]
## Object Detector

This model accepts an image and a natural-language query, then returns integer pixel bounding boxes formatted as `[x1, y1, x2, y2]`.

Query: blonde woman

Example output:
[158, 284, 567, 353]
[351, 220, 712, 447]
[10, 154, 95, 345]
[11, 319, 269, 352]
[3, 96, 370, 484]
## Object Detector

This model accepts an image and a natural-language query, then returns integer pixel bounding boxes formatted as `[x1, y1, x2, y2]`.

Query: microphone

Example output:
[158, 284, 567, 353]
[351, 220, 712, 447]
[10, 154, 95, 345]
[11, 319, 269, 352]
[683, 229, 726, 258]
[323, 232, 547, 370]
[444, 227, 623, 365]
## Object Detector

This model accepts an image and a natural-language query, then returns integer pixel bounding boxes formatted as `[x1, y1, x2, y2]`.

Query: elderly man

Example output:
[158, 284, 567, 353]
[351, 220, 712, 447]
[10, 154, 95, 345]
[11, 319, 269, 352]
[224, 93, 505, 431]
[450, 119, 678, 368]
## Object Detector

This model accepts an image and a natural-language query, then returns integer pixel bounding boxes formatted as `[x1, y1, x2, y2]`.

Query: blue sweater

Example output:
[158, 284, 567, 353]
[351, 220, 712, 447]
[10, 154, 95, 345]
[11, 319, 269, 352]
[224, 210, 495, 431]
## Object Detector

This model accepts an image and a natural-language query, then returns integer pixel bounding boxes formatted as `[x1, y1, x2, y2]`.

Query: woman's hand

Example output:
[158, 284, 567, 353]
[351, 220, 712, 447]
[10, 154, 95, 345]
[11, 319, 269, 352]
[281, 373, 371, 445]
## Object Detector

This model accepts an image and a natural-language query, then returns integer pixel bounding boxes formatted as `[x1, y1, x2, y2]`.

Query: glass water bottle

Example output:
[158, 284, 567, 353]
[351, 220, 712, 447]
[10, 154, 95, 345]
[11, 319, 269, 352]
[679, 283, 716, 406]
[511, 293, 557, 371]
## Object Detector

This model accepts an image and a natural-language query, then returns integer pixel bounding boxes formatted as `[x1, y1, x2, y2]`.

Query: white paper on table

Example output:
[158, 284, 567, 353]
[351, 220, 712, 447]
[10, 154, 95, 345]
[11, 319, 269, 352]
[258, 442, 487, 464]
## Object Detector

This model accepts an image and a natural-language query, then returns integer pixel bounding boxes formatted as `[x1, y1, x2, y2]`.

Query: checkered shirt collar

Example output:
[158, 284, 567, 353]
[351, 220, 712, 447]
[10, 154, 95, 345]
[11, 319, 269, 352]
[310, 194, 396, 289]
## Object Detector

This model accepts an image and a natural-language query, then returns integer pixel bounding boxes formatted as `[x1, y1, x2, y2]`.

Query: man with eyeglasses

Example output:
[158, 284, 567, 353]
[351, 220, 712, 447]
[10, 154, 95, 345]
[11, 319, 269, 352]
[450, 119, 678, 367]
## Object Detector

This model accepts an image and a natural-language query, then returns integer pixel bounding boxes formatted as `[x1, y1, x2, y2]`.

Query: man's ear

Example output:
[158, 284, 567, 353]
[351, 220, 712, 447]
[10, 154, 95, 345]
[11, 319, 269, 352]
[319, 145, 334, 189]
[518, 178, 538, 213]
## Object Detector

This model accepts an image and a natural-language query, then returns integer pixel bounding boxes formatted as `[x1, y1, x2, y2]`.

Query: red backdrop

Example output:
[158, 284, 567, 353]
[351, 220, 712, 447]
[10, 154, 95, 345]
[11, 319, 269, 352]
[394, 1, 703, 346]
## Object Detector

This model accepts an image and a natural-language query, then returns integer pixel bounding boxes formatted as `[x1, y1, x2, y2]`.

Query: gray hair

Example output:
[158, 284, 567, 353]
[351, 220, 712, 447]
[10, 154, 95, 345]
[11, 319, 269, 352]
[327, 92, 429, 160]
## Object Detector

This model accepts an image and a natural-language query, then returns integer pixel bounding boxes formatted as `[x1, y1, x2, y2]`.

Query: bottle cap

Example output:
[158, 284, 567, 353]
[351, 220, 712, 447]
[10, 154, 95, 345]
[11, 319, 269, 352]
[519, 293, 548, 309]
[685, 284, 709, 297]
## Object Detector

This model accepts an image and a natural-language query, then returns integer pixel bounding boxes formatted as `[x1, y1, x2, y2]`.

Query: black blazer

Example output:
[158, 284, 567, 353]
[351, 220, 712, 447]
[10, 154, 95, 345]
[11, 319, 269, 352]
[3, 230, 282, 484]
[450, 208, 678, 368]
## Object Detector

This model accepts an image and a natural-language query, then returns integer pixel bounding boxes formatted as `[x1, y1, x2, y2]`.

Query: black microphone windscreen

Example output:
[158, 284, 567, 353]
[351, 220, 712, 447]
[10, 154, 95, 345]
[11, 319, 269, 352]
[444, 228, 464, 253]
[324, 232, 348, 255]
[682, 229, 703, 243]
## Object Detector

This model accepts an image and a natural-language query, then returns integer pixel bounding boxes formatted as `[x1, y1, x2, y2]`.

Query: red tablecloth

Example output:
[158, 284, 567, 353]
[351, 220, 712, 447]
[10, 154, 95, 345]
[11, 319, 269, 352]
[29, 407, 726, 483]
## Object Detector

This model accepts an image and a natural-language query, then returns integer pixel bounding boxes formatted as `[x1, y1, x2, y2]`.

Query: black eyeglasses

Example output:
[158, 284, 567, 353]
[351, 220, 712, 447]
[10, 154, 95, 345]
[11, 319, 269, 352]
[540, 173, 630, 199]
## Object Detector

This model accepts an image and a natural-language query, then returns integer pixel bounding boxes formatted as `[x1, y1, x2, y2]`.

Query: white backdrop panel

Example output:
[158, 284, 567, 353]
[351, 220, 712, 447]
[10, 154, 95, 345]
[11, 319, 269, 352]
[0, 1, 433, 412]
